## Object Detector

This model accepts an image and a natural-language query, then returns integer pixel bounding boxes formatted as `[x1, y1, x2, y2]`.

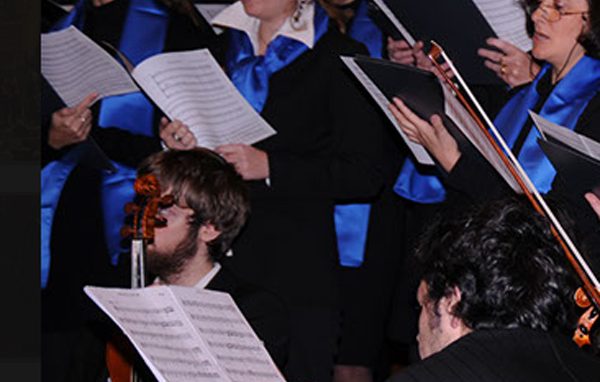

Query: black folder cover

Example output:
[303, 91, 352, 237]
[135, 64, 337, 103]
[373, 0, 500, 85]
[354, 56, 445, 120]
[353, 56, 468, 150]
[539, 138, 600, 198]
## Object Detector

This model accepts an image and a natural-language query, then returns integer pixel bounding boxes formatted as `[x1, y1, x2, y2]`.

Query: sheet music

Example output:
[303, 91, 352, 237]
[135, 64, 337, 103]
[471, 0, 532, 52]
[171, 287, 286, 382]
[443, 86, 522, 192]
[530, 111, 600, 161]
[341, 56, 434, 165]
[85, 286, 229, 382]
[41, 26, 138, 107]
[195, 4, 229, 34]
[371, 0, 415, 45]
[132, 49, 276, 149]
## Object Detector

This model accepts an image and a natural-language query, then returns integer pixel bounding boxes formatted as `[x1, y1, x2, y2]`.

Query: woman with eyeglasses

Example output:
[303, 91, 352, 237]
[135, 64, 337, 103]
[389, 0, 600, 249]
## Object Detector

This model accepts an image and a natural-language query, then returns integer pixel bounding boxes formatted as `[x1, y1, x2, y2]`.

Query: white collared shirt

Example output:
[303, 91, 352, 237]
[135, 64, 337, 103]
[212, 1, 316, 56]
[154, 262, 222, 289]
[193, 262, 221, 289]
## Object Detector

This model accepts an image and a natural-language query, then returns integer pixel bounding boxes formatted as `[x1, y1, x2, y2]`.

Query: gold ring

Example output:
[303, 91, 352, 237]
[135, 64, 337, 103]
[80, 116, 86, 123]
[500, 64, 507, 75]
[173, 133, 181, 142]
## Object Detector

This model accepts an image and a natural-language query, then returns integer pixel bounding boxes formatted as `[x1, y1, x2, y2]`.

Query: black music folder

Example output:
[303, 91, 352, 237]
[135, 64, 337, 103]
[539, 139, 600, 198]
[343, 55, 522, 191]
[370, 0, 506, 85]
[353, 56, 465, 142]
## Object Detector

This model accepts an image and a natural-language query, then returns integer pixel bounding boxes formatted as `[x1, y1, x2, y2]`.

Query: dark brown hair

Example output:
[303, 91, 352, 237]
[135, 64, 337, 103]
[138, 148, 250, 261]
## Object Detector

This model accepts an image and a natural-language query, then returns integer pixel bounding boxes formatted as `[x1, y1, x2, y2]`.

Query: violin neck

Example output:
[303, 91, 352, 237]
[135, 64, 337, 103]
[131, 239, 146, 289]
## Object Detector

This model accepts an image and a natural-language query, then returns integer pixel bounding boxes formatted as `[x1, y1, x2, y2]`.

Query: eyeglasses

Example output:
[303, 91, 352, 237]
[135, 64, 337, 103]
[532, 2, 589, 22]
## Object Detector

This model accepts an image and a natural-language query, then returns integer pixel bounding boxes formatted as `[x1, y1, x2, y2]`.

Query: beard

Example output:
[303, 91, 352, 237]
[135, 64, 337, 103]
[147, 228, 199, 283]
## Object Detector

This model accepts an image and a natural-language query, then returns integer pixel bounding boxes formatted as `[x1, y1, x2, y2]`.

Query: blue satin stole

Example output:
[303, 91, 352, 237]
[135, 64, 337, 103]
[225, 3, 329, 112]
[41, 0, 169, 287]
[495, 56, 600, 192]
[335, 0, 383, 268]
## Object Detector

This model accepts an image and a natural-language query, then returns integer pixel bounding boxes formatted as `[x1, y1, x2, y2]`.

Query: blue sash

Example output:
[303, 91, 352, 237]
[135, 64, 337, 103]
[335, 0, 383, 268]
[98, 0, 169, 266]
[495, 56, 600, 192]
[41, 0, 170, 286]
[225, 4, 329, 113]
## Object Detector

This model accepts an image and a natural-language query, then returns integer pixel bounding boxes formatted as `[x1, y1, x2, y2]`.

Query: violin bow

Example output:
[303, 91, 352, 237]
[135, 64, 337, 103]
[425, 41, 600, 345]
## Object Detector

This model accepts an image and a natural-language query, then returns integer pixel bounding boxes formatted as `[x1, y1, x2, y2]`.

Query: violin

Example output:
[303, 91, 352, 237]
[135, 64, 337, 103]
[425, 41, 600, 347]
[105, 174, 173, 382]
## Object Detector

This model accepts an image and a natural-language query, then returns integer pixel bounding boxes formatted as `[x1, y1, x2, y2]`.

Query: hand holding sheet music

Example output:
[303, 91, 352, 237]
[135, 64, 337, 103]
[42, 27, 277, 149]
[131, 49, 276, 149]
[41, 26, 138, 107]
[370, 0, 532, 84]
[341, 56, 434, 165]
[477, 37, 540, 87]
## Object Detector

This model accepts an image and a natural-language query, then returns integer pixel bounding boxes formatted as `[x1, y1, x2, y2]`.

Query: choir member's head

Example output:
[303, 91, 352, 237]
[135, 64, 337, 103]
[413, 197, 577, 359]
[525, 0, 599, 65]
[137, 148, 250, 283]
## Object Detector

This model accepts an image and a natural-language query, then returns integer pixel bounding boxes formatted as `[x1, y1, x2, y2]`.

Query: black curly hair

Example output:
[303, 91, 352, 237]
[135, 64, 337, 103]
[415, 197, 578, 333]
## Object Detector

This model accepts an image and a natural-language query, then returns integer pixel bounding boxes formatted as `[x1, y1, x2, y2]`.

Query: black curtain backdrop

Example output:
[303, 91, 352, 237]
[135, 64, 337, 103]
[0, 1, 39, 381]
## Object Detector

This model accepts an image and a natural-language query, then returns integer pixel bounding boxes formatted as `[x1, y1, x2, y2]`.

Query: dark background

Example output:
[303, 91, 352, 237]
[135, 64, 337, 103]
[0, 1, 40, 380]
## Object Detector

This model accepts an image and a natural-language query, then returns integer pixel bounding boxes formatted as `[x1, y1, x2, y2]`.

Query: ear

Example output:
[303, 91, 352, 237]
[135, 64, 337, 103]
[198, 223, 221, 243]
[443, 286, 463, 328]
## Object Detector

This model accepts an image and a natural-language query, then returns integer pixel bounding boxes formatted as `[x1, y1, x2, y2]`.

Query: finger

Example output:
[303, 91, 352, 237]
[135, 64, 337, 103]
[57, 106, 76, 117]
[485, 37, 517, 54]
[215, 144, 242, 155]
[391, 51, 414, 65]
[182, 138, 197, 150]
[477, 48, 504, 63]
[179, 130, 196, 147]
[484, 60, 504, 77]
[78, 120, 92, 141]
[392, 99, 433, 138]
[163, 120, 182, 136]
[159, 117, 170, 130]
[174, 123, 192, 139]
[389, 100, 417, 132]
[74, 92, 99, 114]
[387, 38, 410, 49]
[430, 114, 448, 135]
[585, 192, 600, 216]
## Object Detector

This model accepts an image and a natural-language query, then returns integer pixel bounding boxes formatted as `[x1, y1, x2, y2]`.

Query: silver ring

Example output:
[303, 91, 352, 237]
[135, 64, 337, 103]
[173, 133, 182, 142]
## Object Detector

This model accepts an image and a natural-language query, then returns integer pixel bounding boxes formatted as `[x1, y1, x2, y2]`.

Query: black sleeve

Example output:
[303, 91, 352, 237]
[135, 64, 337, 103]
[443, 140, 513, 207]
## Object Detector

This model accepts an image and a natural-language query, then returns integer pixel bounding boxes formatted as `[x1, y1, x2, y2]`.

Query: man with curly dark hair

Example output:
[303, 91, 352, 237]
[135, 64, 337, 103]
[388, 197, 600, 382]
